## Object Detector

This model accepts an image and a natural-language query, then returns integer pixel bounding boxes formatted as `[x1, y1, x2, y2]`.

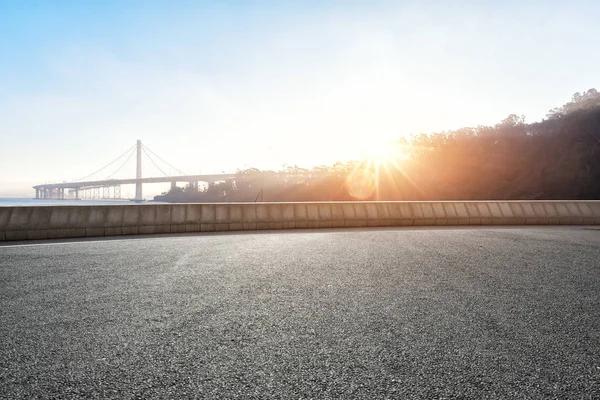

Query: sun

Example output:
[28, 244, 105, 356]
[363, 140, 410, 166]
[345, 139, 412, 200]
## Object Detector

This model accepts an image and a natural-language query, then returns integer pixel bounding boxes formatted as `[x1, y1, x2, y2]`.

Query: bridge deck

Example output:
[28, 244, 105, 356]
[33, 173, 236, 190]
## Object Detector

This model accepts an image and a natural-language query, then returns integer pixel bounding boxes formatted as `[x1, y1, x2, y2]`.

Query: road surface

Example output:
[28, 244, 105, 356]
[1, 227, 599, 398]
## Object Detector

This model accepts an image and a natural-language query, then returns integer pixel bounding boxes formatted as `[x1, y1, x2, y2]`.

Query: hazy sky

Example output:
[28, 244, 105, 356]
[1, 0, 599, 196]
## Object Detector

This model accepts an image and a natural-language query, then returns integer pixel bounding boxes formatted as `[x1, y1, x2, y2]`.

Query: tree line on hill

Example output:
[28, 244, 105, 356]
[156, 88, 600, 202]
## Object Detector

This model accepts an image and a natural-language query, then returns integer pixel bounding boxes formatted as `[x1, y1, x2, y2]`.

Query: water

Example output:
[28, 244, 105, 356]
[0, 197, 163, 206]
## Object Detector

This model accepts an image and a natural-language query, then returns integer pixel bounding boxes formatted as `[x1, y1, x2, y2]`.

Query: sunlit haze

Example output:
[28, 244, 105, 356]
[1, 0, 599, 197]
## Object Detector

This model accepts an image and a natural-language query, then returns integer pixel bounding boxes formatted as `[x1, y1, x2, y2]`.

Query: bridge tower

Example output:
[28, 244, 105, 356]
[134, 140, 143, 201]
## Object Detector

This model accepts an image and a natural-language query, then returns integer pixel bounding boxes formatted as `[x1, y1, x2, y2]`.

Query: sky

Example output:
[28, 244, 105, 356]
[1, 0, 600, 197]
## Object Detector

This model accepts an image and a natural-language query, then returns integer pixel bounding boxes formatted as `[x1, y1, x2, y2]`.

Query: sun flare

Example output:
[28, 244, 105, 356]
[362, 140, 410, 166]
[344, 140, 412, 200]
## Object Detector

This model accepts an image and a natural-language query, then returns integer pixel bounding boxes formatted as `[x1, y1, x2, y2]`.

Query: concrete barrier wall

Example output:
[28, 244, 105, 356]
[1, 201, 599, 241]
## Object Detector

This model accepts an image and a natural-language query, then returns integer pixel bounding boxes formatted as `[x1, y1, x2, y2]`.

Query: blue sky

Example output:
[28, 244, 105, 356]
[1, 0, 599, 196]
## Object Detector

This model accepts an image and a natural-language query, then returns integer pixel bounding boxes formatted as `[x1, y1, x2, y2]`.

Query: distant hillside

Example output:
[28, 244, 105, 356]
[158, 89, 600, 202]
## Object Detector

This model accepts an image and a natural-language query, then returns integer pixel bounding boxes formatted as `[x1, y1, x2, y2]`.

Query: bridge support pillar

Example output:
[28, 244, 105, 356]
[35, 189, 39, 199]
[134, 139, 143, 201]
[75, 188, 79, 200]
[171, 181, 176, 190]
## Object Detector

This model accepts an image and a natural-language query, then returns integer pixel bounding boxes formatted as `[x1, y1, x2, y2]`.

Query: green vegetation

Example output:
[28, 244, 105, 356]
[157, 89, 600, 202]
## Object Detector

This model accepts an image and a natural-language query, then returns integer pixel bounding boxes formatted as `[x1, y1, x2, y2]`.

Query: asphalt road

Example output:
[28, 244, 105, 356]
[1, 227, 599, 399]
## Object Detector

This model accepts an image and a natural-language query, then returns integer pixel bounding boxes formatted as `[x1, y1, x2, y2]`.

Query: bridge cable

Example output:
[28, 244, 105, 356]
[142, 147, 170, 177]
[141, 143, 186, 176]
[104, 147, 137, 180]
[75, 143, 137, 182]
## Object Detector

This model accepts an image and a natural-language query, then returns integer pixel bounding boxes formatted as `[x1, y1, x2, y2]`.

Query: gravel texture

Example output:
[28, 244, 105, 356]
[1, 227, 599, 399]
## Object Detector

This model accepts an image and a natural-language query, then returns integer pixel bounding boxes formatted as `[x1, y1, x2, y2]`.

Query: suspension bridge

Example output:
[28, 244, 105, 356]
[32, 141, 235, 201]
